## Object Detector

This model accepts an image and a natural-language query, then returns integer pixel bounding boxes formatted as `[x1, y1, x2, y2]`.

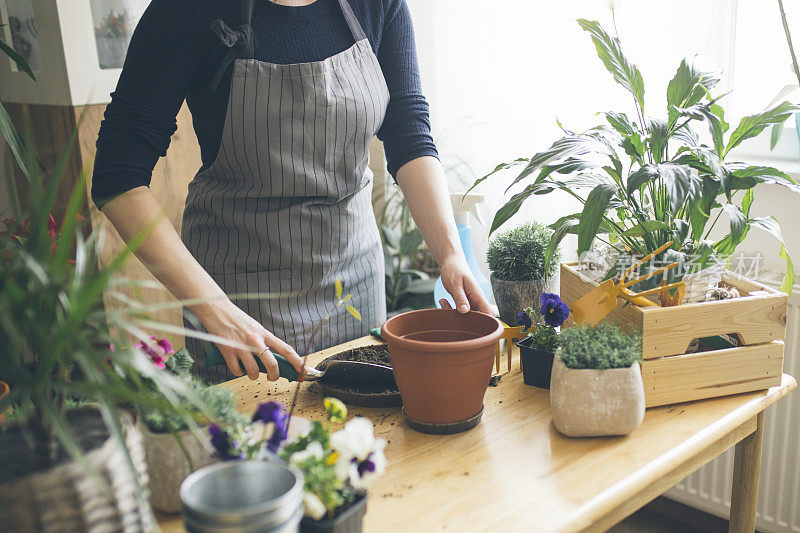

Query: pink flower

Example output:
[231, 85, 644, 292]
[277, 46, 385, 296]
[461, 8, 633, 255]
[135, 336, 174, 369]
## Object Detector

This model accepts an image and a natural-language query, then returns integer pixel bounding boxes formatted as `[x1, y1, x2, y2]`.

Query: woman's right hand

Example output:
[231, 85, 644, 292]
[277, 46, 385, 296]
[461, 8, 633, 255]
[195, 300, 305, 381]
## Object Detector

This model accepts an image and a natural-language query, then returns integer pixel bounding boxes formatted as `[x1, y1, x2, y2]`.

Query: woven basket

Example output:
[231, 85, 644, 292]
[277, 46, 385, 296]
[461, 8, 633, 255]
[0, 408, 153, 532]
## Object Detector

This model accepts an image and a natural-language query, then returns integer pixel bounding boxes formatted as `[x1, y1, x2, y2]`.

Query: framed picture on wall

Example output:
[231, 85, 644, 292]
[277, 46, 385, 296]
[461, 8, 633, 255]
[1, 0, 43, 73]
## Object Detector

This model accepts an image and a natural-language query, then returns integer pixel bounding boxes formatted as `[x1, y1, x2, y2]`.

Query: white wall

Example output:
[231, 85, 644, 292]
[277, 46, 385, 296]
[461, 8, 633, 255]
[407, 0, 800, 279]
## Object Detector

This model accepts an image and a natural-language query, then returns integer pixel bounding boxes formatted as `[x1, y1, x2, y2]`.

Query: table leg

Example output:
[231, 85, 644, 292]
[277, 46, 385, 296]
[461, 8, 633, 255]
[729, 411, 765, 533]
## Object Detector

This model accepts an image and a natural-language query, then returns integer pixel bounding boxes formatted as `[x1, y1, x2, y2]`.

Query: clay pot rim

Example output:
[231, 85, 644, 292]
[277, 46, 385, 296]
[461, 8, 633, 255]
[0, 381, 8, 397]
[381, 309, 503, 352]
[554, 352, 641, 373]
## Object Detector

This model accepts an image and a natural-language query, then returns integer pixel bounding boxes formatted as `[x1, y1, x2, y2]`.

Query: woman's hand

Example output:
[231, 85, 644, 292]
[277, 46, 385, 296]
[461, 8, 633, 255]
[194, 300, 305, 381]
[439, 255, 491, 314]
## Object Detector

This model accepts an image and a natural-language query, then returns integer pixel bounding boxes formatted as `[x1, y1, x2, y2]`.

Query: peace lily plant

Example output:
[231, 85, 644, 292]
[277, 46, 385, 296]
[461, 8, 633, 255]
[471, 19, 800, 292]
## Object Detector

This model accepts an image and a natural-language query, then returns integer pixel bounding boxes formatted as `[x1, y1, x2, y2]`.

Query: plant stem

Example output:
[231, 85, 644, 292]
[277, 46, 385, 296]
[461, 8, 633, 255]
[778, 0, 800, 87]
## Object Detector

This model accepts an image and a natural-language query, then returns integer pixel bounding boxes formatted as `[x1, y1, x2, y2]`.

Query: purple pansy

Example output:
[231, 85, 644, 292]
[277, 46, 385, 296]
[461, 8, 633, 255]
[252, 401, 288, 452]
[208, 423, 241, 460]
[540, 293, 569, 328]
[355, 453, 377, 477]
[516, 310, 532, 329]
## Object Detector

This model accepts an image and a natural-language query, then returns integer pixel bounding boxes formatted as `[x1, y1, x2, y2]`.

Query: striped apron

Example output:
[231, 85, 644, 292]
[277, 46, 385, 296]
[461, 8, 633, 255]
[182, 0, 389, 382]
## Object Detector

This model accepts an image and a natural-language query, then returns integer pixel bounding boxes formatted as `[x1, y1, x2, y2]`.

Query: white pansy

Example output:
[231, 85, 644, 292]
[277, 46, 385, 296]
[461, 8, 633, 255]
[329, 417, 386, 488]
[289, 440, 324, 466]
[303, 491, 327, 521]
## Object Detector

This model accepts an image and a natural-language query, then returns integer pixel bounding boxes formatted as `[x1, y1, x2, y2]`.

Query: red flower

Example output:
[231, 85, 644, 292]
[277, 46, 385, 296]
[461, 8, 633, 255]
[135, 336, 174, 369]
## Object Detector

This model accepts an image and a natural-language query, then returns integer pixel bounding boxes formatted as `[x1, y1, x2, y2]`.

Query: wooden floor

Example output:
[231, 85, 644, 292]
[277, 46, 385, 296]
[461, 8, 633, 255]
[613, 497, 731, 533]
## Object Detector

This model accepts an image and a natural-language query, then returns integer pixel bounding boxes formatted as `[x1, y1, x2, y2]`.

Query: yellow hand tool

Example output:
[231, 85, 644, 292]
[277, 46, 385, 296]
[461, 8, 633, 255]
[571, 241, 682, 325]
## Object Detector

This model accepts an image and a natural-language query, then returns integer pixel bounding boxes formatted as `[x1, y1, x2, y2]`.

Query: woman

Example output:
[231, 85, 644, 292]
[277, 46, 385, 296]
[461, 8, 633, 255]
[92, 0, 489, 383]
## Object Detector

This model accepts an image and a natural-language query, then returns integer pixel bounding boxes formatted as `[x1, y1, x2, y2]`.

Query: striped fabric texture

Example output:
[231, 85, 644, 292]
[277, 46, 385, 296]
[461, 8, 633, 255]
[182, 0, 389, 382]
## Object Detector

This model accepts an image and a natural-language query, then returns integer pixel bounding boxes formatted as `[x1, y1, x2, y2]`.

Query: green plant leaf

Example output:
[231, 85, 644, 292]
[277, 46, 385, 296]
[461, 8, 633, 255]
[0, 37, 36, 81]
[402, 277, 436, 295]
[578, 19, 645, 110]
[620, 220, 670, 236]
[748, 216, 795, 293]
[721, 202, 747, 250]
[576, 183, 617, 254]
[381, 224, 400, 249]
[603, 111, 637, 135]
[770, 123, 784, 150]
[658, 163, 694, 215]
[728, 165, 800, 193]
[0, 102, 34, 180]
[489, 183, 540, 234]
[647, 118, 670, 164]
[666, 56, 721, 125]
[383, 247, 395, 277]
[626, 164, 659, 195]
[399, 229, 424, 256]
[345, 305, 362, 322]
[546, 214, 579, 269]
[725, 101, 800, 156]
[466, 157, 529, 194]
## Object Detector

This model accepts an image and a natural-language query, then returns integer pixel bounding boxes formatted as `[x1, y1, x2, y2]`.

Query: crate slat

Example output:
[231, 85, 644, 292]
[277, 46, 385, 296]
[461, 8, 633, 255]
[641, 341, 784, 407]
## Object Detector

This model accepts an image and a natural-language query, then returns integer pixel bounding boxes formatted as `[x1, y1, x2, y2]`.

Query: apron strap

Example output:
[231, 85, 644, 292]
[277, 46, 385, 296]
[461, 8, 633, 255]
[208, 0, 257, 91]
[336, 0, 367, 42]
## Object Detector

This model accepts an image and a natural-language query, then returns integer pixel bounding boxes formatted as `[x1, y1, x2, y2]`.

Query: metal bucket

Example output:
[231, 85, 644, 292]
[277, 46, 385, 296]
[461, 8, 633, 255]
[180, 461, 304, 533]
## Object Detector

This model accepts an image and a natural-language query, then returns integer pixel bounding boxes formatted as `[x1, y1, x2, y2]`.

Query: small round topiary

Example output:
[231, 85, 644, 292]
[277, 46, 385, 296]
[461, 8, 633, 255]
[487, 221, 560, 281]
[558, 322, 642, 370]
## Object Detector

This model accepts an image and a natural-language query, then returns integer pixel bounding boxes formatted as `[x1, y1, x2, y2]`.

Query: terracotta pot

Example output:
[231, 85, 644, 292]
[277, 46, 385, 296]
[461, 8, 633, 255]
[490, 274, 549, 326]
[382, 309, 503, 433]
[138, 420, 218, 514]
[550, 354, 645, 437]
[0, 381, 9, 423]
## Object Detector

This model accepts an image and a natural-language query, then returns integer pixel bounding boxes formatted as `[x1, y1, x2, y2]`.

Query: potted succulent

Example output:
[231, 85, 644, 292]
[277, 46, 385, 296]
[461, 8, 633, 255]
[516, 293, 570, 389]
[487, 222, 560, 326]
[0, 133, 212, 530]
[202, 398, 386, 533]
[472, 19, 799, 295]
[137, 344, 244, 514]
[550, 322, 644, 437]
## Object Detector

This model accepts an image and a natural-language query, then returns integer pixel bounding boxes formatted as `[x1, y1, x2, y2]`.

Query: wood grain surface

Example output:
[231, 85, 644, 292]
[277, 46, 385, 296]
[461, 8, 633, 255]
[157, 336, 796, 532]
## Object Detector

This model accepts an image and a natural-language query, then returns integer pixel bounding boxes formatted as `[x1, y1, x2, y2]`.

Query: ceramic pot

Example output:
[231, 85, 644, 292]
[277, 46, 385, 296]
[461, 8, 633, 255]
[300, 494, 367, 533]
[0, 381, 9, 422]
[0, 407, 152, 532]
[490, 274, 548, 326]
[138, 420, 218, 514]
[382, 309, 503, 434]
[517, 338, 554, 389]
[550, 354, 645, 437]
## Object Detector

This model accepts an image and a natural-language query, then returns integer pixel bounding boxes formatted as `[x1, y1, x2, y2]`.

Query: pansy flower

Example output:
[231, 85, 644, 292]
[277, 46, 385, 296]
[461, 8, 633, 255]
[252, 401, 288, 452]
[330, 417, 387, 490]
[516, 309, 532, 329]
[208, 423, 242, 460]
[540, 293, 569, 328]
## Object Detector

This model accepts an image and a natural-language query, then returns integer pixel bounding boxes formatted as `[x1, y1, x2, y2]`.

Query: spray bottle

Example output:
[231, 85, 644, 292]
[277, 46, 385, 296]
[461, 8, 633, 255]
[434, 193, 493, 309]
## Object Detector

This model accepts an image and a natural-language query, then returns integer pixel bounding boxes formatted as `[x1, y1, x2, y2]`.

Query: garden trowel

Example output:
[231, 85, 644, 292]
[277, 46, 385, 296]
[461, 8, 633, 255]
[571, 241, 684, 325]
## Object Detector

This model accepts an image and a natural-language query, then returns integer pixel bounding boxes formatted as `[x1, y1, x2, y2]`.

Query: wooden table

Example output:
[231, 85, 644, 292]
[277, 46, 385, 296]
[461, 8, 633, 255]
[158, 336, 796, 532]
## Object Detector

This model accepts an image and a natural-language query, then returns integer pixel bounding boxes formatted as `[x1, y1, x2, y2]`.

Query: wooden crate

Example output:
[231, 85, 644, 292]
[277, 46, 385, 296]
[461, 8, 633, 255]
[560, 263, 787, 407]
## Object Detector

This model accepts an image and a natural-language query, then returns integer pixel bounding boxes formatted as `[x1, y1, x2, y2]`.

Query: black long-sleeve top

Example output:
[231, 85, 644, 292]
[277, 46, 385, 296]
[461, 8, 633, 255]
[91, 0, 438, 205]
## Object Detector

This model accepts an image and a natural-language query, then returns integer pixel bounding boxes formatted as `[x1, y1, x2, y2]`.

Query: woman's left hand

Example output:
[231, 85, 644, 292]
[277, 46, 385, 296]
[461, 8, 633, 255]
[439, 255, 491, 314]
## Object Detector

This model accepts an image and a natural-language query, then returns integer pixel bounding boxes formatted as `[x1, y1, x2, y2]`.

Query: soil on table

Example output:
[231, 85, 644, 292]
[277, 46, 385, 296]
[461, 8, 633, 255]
[316, 345, 397, 395]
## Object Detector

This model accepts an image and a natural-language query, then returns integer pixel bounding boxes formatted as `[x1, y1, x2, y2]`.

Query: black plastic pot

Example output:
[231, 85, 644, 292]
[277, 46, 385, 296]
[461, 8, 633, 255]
[300, 494, 367, 533]
[517, 337, 555, 389]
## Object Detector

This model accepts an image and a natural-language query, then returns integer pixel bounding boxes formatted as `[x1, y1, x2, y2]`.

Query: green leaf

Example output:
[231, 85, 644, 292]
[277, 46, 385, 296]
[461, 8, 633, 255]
[345, 305, 362, 322]
[381, 225, 401, 249]
[658, 163, 694, 215]
[603, 111, 637, 135]
[402, 277, 436, 295]
[770, 123, 783, 150]
[489, 183, 539, 234]
[647, 118, 670, 164]
[666, 56, 720, 125]
[725, 101, 800, 156]
[0, 37, 36, 80]
[466, 157, 529, 194]
[626, 164, 659, 195]
[0, 102, 34, 180]
[334, 278, 343, 300]
[578, 19, 645, 110]
[546, 214, 580, 269]
[576, 183, 617, 254]
[673, 103, 727, 156]
[748, 216, 795, 294]
[721, 203, 747, 250]
[728, 165, 800, 193]
[620, 220, 670, 237]
[399, 229, 424, 256]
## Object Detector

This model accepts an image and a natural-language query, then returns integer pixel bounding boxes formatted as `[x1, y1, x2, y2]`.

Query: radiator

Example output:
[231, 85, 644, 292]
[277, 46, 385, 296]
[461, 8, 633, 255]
[665, 285, 800, 532]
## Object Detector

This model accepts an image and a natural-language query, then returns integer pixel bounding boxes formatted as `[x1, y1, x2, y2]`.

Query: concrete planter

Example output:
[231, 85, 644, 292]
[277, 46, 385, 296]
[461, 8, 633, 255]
[550, 354, 645, 437]
[138, 420, 218, 514]
[490, 274, 548, 326]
